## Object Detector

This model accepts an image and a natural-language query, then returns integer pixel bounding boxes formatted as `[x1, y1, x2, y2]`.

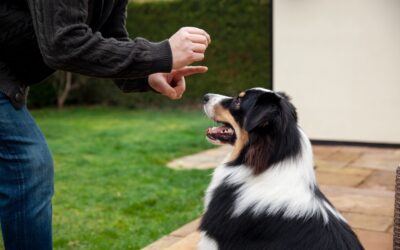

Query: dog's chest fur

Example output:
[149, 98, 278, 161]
[199, 134, 363, 250]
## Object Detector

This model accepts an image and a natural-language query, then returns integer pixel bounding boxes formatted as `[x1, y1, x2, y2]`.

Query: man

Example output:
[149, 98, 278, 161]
[0, 0, 211, 249]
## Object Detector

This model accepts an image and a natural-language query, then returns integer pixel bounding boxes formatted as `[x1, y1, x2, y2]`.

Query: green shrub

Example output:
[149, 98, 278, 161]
[29, 0, 271, 108]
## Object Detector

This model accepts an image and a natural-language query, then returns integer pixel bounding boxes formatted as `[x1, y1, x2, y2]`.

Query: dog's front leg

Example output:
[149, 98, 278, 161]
[198, 232, 218, 250]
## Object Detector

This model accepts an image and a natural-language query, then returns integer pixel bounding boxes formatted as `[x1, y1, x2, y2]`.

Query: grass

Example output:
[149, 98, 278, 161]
[1, 108, 215, 250]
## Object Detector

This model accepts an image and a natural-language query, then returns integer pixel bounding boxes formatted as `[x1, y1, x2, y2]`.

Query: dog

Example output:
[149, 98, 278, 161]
[199, 88, 364, 250]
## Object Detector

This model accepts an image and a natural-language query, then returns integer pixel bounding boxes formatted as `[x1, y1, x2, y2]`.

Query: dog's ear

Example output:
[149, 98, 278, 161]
[276, 91, 291, 101]
[244, 93, 279, 132]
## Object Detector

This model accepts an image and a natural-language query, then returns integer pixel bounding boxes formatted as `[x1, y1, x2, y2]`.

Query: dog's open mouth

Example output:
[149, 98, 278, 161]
[206, 122, 236, 145]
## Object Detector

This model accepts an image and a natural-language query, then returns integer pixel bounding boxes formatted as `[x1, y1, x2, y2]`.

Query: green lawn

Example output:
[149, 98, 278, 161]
[1, 108, 215, 250]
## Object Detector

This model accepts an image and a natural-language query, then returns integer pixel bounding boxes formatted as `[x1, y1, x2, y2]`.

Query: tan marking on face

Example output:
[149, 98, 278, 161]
[239, 92, 246, 97]
[213, 104, 248, 161]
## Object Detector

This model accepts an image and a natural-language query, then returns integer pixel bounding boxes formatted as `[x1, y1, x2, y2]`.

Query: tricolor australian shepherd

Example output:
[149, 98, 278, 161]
[199, 88, 364, 250]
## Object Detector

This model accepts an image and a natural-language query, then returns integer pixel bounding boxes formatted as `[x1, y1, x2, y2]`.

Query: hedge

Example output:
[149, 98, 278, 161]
[29, 0, 272, 108]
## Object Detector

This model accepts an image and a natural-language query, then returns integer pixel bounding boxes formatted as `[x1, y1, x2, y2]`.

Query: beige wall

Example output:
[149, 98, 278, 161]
[273, 0, 400, 144]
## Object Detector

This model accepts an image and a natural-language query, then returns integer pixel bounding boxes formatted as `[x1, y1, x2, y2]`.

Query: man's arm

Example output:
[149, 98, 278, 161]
[100, 0, 132, 42]
[26, 0, 172, 79]
[100, 0, 152, 93]
[99, 0, 211, 97]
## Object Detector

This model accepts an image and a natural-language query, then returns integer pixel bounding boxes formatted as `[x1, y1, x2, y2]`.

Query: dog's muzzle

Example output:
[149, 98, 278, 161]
[203, 93, 229, 119]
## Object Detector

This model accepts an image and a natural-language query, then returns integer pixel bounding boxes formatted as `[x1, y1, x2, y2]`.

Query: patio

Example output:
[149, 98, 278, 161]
[143, 144, 400, 250]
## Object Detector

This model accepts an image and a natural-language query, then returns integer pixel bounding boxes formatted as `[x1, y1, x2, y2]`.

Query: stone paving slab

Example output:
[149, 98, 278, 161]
[315, 159, 349, 169]
[354, 229, 393, 250]
[164, 232, 200, 250]
[312, 145, 340, 159]
[320, 185, 394, 217]
[359, 170, 396, 191]
[316, 171, 366, 187]
[316, 165, 373, 176]
[167, 146, 231, 170]
[316, 167, 372, 187]
[349, 152, 400, 171]
[142, 235, 182, 250]
[142, 220, 201, 250]
[170, 219, 201, 237]
[336, 146, 396, 154]
[342, 212, 393, 232]
[324, 150, 363, 164]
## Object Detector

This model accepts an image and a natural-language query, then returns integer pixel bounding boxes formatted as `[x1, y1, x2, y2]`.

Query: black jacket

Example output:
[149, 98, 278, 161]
[0, 0, 172, 108]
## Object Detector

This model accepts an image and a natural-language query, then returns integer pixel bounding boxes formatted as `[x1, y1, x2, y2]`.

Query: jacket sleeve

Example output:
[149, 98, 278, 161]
[114, 78, 151, 93]
[25, 0, 173, 79]
[100, 0, 154, 93]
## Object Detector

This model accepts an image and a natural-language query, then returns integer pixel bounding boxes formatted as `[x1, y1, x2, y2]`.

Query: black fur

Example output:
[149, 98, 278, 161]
[200, 183, 364, 250]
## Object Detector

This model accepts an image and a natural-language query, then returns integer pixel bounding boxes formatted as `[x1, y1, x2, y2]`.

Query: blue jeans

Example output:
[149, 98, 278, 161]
[0, 92, 54, 250]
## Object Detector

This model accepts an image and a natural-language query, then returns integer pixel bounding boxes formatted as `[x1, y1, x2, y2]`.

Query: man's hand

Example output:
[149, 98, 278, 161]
[169, 27, 211, 69]
[148, 66, 208, 100]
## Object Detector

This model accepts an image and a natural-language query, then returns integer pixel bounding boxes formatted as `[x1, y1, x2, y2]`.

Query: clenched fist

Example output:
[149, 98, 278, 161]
[169, 27, 211, 69]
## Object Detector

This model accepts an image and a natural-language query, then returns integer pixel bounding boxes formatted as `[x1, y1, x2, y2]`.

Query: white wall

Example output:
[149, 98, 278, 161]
[273, 0, 400, 144]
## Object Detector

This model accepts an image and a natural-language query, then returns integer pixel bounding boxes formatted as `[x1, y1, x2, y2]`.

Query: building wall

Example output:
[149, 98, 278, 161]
[273, 0, 400, 144]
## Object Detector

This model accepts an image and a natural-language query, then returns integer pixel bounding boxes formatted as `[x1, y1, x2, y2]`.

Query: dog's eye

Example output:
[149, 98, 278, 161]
[233, 97, 241, 109]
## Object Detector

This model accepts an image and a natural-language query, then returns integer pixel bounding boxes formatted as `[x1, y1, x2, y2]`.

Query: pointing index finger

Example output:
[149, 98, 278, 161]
[174, 66, 208, 78]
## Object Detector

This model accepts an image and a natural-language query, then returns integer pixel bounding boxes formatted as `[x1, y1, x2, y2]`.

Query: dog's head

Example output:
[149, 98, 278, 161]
[203, 88, 301, 174]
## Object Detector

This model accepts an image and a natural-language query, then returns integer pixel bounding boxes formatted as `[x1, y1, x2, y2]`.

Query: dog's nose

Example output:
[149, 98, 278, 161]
[203, 94, 211, 104]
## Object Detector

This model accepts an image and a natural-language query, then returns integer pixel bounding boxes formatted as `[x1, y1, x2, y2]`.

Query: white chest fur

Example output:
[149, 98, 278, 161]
[203, 130, 344, 223]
